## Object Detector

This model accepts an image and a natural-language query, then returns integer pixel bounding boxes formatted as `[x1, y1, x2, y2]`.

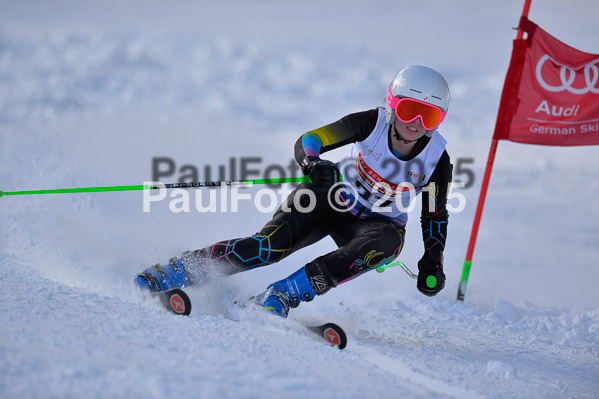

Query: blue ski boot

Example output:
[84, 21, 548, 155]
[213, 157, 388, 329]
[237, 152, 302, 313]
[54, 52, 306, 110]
[136, 250, 200, 294]
[136, 249, 209, 292]
[136, 257, 190, 292]
[255, 262, 333, 318]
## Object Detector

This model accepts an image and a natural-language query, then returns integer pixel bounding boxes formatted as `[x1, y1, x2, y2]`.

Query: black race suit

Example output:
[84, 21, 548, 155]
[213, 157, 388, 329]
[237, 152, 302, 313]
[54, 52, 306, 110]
[188, 109, 452, 291]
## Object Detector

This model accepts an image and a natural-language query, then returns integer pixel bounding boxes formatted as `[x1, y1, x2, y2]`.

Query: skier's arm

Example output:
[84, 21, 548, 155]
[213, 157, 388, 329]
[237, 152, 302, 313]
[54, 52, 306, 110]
[417, 151, 452, 296]
[294, 109, 379, 171]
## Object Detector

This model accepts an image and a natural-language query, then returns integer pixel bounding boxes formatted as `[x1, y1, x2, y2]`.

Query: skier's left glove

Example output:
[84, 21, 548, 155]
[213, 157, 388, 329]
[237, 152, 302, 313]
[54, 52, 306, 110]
[417, 252, 446, 297]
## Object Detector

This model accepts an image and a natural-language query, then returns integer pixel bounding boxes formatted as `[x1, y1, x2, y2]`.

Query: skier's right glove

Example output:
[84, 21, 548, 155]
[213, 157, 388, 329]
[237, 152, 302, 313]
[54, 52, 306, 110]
[417, 252, 446, 297]
[301, 157, 340, 189]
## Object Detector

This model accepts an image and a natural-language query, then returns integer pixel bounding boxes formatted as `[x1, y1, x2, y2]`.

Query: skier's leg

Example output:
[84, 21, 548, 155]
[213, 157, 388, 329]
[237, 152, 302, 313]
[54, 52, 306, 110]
[324, 219, 405, 285]
[136, 183, 349, 292]
[193, 183, 350, 272]
[255, 219, 404, 316]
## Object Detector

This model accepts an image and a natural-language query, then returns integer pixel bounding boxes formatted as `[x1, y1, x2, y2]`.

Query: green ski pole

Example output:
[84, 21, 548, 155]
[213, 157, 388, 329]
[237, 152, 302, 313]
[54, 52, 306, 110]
[0, 176, 312, 197]
[374, 259, 418, 280]
[374, 259, 438, 289]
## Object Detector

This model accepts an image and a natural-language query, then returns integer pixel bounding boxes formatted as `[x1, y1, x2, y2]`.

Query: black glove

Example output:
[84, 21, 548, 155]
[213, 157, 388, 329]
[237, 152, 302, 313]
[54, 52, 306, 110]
[417, 252, 446, 297]
[301, 157, 340, 189]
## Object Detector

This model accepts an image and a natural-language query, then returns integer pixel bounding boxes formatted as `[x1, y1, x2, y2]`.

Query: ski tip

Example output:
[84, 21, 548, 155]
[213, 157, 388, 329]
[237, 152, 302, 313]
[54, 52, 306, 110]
[322, 323, 347, 350]
[306, 322, 347, 350]
[155, 288, 192, 316]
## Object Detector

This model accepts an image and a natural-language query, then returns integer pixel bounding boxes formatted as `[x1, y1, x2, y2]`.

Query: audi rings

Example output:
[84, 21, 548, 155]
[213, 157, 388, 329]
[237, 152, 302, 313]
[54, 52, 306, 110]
[536, 54, 599, 95]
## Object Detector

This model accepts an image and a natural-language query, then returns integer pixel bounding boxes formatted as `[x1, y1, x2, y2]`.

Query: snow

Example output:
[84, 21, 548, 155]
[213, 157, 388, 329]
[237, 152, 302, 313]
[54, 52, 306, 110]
[1, 1, 599, 398]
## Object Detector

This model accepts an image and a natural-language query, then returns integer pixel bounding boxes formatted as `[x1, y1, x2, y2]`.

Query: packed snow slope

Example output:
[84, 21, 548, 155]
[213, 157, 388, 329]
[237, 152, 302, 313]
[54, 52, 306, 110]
[1, 1, 598, 398]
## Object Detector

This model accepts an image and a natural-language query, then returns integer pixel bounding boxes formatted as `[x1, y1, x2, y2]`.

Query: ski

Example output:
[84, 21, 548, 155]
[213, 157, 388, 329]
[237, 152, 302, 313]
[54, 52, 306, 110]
[152, 288, 192, 316]
[149, 288, 347, 349]
[234, 298, 348, 349]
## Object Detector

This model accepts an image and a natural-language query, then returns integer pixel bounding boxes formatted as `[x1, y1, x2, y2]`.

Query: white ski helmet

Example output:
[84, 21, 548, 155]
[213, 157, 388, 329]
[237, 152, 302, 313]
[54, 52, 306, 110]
[384, 65, 450, 135]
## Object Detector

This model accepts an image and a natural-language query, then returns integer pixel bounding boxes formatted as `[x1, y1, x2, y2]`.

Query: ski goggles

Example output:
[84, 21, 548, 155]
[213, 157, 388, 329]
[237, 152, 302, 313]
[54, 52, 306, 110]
[386, 88, 447, 130]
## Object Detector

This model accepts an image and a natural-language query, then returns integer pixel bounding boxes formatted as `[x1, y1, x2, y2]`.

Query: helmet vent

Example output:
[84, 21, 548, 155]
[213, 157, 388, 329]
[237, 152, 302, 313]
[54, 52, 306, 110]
[432, 95, 442, 100]
[409, 88, 422, 94]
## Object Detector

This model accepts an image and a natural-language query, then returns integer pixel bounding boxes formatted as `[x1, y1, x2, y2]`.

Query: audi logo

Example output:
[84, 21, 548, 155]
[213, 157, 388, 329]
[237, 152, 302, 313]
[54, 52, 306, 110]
[535, 54, 599, 95]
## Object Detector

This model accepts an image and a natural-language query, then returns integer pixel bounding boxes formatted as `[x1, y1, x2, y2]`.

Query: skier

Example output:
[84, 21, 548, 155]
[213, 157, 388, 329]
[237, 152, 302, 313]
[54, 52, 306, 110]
[136, 65, 453, 317]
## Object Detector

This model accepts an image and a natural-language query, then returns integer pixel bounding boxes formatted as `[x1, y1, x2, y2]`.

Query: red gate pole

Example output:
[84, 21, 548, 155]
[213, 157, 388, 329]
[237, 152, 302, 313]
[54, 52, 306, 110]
[456, 0, 533, 302]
